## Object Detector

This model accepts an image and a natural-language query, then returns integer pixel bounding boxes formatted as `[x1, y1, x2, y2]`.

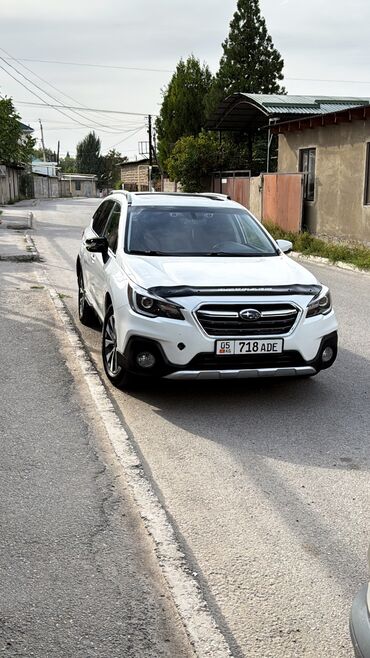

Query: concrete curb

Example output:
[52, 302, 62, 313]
[291, 251, 370, 275]
[25, 232, 41, 261]
[37, 265, 233, 658]
[0, 230, 40, 262]
[0, 209, 33, 230]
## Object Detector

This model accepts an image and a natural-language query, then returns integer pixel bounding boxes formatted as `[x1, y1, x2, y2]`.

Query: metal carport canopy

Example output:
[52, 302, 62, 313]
[205, 93, 370, 132]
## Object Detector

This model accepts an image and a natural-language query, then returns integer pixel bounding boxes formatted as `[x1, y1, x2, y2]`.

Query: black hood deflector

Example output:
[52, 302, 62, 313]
[148, 284, 322, 299]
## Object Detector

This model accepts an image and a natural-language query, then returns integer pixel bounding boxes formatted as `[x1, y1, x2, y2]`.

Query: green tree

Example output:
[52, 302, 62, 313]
[32, 147, 56, 161]
[100, 149, 126, 189]
[206, 0, 285, 116]
[76, 131, 102, 176]
[59, 151, 76, 173]
[156, 56, 213, 169]
[0, 97, 35, 164]
[167, 132, 220, 192]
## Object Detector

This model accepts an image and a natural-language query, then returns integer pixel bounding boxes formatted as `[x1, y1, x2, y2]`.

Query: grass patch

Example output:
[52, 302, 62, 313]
[264, 223, 370, 271]
[57, 292, 71, 299]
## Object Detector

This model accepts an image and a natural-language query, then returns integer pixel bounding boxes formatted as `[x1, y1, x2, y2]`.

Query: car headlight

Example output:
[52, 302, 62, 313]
[128, 283, 185, 320]
[306, 290, 332, 318]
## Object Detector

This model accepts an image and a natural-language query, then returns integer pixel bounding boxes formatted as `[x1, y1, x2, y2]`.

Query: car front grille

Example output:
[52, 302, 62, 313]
[195, 303, 300, 337]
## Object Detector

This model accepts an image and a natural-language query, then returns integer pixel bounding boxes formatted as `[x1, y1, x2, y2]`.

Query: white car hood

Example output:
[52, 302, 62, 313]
[122, 254, 318, 291]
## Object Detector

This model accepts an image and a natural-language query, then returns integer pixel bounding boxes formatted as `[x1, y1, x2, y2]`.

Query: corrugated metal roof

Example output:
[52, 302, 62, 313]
[240, 94, 370, 115]
[206, 93, 370, 131]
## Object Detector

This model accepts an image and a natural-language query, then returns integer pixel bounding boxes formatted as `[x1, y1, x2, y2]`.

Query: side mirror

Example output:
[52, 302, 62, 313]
[276, 239, 293, 254]
[85, 236, 108, 254]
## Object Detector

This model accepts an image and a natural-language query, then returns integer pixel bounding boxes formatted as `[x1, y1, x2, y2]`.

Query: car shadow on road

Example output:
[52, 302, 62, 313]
[124, 346, 369, 656]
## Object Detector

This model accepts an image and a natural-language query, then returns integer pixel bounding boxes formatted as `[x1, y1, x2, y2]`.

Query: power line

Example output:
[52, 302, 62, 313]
[106, 126, 146, 151]
[285, 76, 370, 85]
[0, 46, 133, 133]
[3, 56, 172, 74]
[13, 99, 153, 117]
[0, 54, 128, 134]
[4, 56, 370, 86]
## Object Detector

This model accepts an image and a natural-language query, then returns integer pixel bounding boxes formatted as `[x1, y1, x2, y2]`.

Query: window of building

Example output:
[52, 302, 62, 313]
[364, 143, 370, 205]
[299, 148, 316, 202]
[75, 180, 81, 191]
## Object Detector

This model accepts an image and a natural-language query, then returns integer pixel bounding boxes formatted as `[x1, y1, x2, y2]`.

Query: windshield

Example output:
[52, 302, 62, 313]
[126, 206, 278, 257]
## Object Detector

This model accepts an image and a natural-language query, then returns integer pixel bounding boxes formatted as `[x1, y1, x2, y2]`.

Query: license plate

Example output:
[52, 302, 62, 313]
[216, 339, 283, 355]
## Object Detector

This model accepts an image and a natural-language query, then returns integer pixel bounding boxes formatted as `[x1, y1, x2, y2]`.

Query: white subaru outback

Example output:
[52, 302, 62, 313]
[76, 191, 338, 388]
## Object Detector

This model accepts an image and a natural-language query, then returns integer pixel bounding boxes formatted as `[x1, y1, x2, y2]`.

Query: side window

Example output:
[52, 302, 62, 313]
[103, 202, 121, 254]
[92, 200, 114, 236]
[299, 148, 316, 201]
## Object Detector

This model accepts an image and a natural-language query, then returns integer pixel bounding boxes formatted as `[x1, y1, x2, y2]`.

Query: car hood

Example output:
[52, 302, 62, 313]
[122, 254, 318, 293]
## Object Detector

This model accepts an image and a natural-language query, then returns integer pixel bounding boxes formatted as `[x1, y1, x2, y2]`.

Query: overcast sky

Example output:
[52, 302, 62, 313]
[1, 0, 370, 160]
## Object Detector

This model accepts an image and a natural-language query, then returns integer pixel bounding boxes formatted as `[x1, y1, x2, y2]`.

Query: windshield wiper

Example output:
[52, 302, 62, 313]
[129, 250, 167, 256]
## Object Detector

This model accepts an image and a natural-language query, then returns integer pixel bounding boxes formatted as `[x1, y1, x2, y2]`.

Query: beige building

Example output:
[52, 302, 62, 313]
[119, 159, 150, 191]
[275, 105, 370, 244]
[59, 174, 97, 198]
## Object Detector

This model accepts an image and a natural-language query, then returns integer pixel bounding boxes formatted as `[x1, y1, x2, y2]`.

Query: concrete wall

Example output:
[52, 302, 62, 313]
[278, 121, 370, 243]
[71, 180, 96, 197]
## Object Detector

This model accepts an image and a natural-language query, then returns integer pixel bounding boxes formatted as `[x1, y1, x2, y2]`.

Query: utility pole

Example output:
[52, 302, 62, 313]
[56, 140, 60, 165]
[147, 114, 153, 191]
[39, 119, 46, 162]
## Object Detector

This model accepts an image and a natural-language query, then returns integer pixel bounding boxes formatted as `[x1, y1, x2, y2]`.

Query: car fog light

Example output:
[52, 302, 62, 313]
[136, 352, 156, 369]
[322, 346, 334, 363]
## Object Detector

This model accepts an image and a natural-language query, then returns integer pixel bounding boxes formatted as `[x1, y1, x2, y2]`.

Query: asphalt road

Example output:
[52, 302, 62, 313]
[0, 260, 193, 658]
[33, 198, 370, 657]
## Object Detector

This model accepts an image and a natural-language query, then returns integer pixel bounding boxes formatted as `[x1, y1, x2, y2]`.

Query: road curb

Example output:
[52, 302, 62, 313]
[291, 251, 370, 275]
[25, 232, 41, 261]
[37, 266, 233, 658]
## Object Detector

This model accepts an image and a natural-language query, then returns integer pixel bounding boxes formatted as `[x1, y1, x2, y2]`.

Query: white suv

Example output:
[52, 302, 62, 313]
[77, 191, 338, 388]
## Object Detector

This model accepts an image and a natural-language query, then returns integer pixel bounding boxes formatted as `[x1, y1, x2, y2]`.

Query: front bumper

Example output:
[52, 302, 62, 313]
[350, 585, 370, 658]
[118, 331, 338, 380]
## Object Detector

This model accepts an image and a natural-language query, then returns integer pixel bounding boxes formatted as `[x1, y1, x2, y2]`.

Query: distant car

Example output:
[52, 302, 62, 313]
[350, 547, 370, 657]
[76, 191, 338, 388]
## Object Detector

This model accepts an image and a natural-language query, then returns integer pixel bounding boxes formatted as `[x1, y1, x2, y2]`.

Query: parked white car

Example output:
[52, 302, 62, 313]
[76, 191, 338, 388]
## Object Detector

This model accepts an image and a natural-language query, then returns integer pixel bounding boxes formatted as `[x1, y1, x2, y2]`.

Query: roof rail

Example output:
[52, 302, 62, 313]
[197, 193, 231, 201]
[108, 189, 132, 204]
[134, 192, 231, 201]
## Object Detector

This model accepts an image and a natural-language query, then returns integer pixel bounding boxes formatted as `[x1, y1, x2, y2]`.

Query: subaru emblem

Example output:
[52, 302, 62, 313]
[240, 308, 261, 321]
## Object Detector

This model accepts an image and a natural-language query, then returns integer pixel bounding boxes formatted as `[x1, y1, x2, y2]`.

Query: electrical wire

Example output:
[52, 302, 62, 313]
[3, 56, 172, 74]
[13, 99, 152, 117]
[0, 56, 130, 134]
[0, 46, 138, 132]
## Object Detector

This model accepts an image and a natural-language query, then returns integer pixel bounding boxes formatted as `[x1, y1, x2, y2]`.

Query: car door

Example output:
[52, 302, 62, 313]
[83, 199, 115, 307]
[90, 201, 122, 317]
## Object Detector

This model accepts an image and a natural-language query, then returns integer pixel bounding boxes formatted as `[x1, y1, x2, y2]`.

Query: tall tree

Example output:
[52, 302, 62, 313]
[100, 149, 126, 189]
[156, 56, 213, 169]
[76, 131, 102, 176]
[59, 151, 76, 173]
[0, 96, 35, 164]
[206, 0, 285, 116]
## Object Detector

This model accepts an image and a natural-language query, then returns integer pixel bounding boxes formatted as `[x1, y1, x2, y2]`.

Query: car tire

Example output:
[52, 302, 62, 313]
[102, 305, 137, 389]
[78, 271, 96, 327]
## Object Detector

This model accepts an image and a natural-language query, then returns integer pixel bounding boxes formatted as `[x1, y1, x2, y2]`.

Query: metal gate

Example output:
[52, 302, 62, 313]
[212, 170, 251, 208]
[262, 173, 304, 233]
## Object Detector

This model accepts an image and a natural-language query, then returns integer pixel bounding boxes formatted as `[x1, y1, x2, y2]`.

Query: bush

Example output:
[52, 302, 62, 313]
[264, 223, 370, 271]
